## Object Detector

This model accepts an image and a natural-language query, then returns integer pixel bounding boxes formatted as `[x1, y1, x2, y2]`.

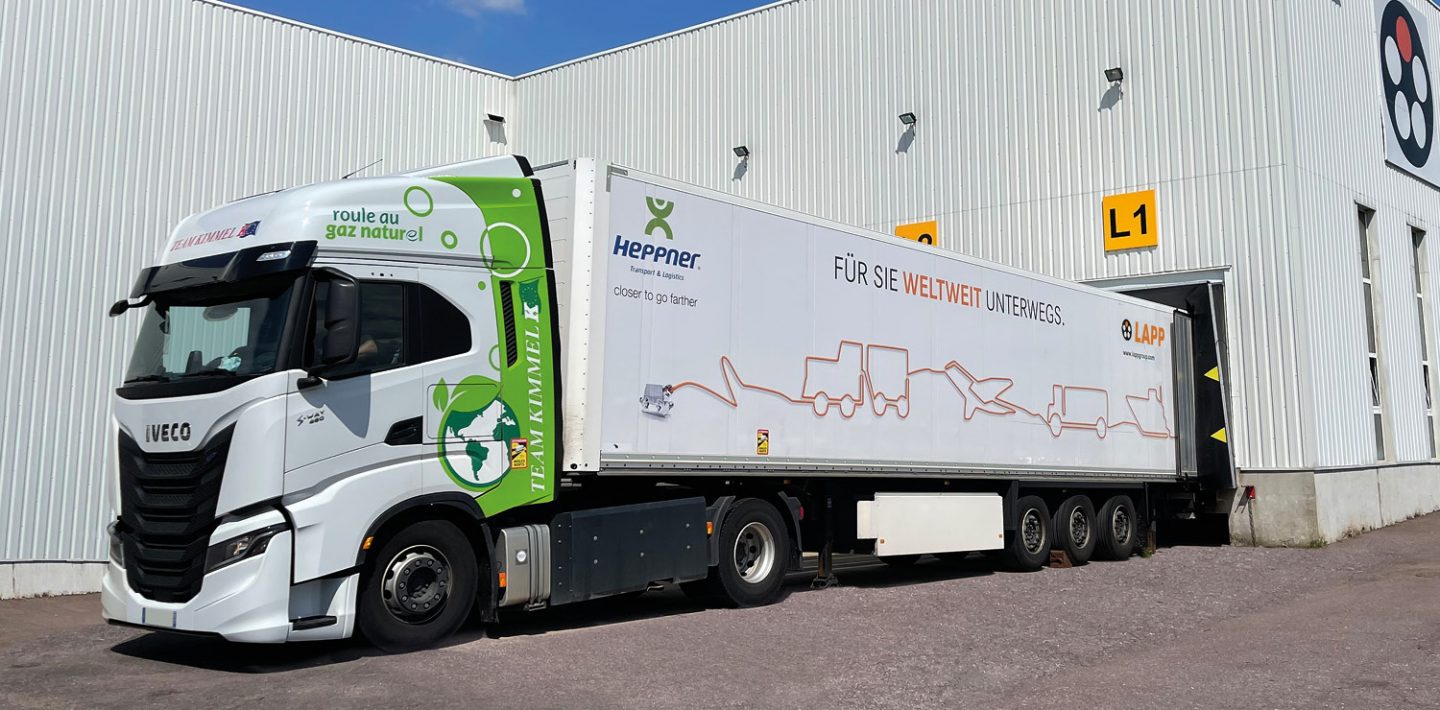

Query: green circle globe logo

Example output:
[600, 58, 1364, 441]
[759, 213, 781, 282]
[433, 376, 520, 491]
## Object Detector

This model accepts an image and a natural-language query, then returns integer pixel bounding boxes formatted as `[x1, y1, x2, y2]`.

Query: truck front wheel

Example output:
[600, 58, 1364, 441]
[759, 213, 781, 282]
[683, 498, 790, 607]
[357, 520, 477, 653]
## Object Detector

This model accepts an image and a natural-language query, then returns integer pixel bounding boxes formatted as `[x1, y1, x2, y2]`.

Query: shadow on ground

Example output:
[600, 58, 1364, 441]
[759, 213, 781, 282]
[106, 553, 1015, 671]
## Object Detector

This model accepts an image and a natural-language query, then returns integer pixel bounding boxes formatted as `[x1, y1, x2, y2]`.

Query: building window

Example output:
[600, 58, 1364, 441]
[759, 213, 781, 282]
[1413, 227, 1436, 459]
[1359, 206, 1387, 461]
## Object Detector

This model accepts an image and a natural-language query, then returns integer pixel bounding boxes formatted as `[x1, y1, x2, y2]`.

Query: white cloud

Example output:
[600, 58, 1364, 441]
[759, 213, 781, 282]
[441, 0, 526, 17]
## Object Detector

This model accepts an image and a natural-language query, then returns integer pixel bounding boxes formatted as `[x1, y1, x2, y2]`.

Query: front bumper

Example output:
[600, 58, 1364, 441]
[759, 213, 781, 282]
[101, 510, 357, 643]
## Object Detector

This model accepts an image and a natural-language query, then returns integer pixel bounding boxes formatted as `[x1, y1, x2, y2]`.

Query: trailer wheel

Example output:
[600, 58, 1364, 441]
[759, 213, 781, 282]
[685, 498, 790, 607]
[1002, 496, 1051, 571]
[356, 520, 477, 653]
[1094, 495, 1139, 560]
[1052, 495, 1097, 565]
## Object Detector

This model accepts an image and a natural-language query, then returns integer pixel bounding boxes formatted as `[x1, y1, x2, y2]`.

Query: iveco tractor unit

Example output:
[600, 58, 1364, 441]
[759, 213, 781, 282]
[103, 156, 1215, 650]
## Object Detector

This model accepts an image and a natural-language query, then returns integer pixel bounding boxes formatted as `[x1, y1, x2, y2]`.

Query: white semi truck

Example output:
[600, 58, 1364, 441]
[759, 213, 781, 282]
[102, 156, 1207, 651]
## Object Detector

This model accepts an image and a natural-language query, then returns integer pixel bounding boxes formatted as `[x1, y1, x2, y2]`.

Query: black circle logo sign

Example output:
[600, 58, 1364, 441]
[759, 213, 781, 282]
[1121, 319, 1133, 341]
[1381, 0, 1435, 168]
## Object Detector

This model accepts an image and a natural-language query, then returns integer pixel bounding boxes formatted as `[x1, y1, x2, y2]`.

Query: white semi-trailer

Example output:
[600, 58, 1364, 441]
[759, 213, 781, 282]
[102, 156, 1203, 650]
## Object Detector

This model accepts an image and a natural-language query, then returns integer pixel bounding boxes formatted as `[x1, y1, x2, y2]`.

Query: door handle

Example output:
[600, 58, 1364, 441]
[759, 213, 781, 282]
[385, 417, 423, 446]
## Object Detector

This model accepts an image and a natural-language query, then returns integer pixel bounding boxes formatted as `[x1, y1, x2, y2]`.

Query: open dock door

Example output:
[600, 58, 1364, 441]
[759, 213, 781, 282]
[1110, 280, 1236, 492]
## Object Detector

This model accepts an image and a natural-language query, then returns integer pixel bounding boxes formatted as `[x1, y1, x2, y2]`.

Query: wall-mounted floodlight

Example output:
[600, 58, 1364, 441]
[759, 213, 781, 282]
[898, 112, 917, 126]
[1103, 67, 1124, 83]
[486, 113, 506, 124]
[733, 145, 751, 158]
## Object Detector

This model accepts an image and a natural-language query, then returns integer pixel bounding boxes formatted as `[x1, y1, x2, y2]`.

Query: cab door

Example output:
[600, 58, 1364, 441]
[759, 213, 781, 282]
[419, 265, 505, 493]
[284, 264, 423, 492]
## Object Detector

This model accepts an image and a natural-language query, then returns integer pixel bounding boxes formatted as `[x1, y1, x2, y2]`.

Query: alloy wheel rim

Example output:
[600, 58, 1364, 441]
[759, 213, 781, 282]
[381, 545, 451, 624]
[1021, 508, 1046, 554]
[1069, 507, 1091, 548]
[733, 521, 776, 584]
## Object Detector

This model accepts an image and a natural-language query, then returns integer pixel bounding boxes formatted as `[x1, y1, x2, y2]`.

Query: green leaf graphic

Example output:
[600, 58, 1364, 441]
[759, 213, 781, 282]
[433, 379, 449, 413]
[451, 375, 501, 413]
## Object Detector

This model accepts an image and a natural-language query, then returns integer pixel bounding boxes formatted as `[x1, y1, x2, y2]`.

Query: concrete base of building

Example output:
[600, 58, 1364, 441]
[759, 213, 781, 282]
[0, 562, 104, 600]
[1231, 464, 1440, 546]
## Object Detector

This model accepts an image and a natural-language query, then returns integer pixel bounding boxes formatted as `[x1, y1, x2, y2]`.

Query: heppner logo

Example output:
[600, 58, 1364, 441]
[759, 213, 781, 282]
[612, 195, 703, 269]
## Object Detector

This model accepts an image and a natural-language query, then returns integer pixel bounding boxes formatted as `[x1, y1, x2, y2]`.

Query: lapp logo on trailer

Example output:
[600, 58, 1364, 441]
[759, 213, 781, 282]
[1378, 0, 1436, 177]
[1121, 319, 1166, 347]
[613, 193, 703, 269]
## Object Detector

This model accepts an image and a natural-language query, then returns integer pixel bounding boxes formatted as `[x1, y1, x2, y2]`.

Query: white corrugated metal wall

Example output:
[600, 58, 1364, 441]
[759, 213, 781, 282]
[1282, 0, 1440, 469]
[514, 0, 1306, 471]
[0, 0, 514, 565]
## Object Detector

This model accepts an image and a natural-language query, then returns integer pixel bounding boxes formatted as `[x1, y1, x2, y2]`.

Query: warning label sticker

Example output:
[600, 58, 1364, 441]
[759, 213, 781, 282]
[756, 429, 770, 456]
[510, 439, 529, 469]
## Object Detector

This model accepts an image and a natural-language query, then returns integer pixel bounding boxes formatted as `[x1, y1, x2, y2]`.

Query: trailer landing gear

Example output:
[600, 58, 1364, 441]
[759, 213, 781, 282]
[811, 490, 838, 589]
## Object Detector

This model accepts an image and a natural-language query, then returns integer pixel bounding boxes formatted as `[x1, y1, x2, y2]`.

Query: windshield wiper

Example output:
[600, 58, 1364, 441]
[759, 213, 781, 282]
[124, 374, 171, 384]
[181, 368, 240, 378]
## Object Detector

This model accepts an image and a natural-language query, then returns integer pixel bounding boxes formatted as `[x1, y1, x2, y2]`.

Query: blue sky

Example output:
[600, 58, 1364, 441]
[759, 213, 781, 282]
[225, 0, 772, 75]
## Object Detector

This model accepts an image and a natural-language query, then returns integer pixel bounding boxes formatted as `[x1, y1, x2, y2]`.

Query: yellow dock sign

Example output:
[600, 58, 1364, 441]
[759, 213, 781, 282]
[1102, 190, 1158, 252]
[895, 220, 938, 246]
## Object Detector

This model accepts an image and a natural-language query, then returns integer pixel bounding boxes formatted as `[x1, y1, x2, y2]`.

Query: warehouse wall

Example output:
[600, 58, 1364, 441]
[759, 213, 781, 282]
[0, 0, 514, 591]
[515, 0, 1307, 473]
[1267, 0, 1440, 539]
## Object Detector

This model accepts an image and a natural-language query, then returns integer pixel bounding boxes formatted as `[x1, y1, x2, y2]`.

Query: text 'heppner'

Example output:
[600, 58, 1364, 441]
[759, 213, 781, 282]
[613, 234, 702, 269]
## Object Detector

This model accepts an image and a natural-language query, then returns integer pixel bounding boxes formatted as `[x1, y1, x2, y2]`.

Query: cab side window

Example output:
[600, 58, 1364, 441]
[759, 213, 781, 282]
[307, 280, 469, 376]
[418, 286, 471, 361]
[309, 281, 408, 377]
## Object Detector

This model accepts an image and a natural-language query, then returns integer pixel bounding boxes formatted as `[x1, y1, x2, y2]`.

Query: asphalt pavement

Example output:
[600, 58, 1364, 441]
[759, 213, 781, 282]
[3, 513, 1439, 709]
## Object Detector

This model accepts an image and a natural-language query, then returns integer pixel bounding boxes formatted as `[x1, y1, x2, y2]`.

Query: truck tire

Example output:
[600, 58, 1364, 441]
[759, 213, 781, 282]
[1052, 495, 1097, 565]
[356, 520, 477, 653]
[1001, 495, 1051, 572]
[684, 498, 790, 607]
[1094, 494, 1139, 560]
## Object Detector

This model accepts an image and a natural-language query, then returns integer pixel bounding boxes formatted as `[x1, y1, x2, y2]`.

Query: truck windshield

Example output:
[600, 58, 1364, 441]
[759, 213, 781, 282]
[123, 275, 297, 385]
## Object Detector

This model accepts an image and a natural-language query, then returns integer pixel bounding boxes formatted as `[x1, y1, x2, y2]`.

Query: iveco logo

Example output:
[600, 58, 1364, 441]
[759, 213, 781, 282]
[145, 422, 192, 443]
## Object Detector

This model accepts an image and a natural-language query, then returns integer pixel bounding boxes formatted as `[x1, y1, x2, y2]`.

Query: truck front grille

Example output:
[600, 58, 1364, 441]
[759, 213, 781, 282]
[116, 427, 232, 603]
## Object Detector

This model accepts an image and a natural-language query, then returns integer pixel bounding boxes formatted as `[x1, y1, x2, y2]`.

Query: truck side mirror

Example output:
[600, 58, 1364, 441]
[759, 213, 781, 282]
[319, 277, 360, 367]
[108, 295, 150, 317]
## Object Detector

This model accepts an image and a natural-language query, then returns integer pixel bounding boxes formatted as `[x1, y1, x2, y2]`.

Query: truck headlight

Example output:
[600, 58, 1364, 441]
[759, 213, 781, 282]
[106, 520, 124, 566]
[205, 524, 287, 573]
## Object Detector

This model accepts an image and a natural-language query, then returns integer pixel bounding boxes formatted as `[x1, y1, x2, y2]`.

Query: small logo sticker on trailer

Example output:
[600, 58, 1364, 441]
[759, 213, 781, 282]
[756, 429, 770, 456]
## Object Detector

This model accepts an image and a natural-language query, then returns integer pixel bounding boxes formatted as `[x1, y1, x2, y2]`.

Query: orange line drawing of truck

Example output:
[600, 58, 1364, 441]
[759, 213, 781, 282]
[865, 344, 911, 418]
[1046, 385, 1111, 438]
[801, 341, 866, 418]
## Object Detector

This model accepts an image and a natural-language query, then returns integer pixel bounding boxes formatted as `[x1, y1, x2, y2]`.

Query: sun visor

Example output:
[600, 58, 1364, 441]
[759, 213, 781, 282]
[130, 241, 318, 297]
